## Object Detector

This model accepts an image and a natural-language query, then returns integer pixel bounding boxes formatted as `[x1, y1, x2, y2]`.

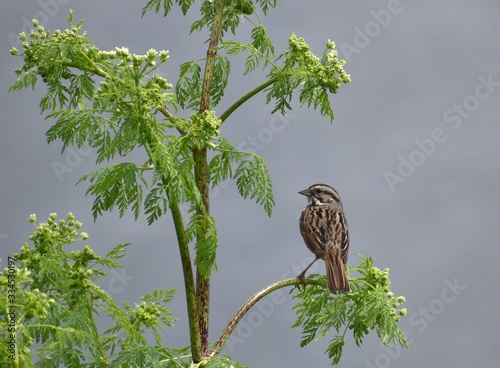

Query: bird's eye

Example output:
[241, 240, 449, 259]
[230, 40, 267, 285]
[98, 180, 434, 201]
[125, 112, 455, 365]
[315, 188, 323, 194]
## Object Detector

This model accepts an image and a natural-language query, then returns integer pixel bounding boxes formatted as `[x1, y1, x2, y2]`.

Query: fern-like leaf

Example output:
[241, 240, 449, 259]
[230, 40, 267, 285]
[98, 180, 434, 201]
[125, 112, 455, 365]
[78, 163, 147, 219]
[234, 157, 274, 216]
[176, 60, 202, 109]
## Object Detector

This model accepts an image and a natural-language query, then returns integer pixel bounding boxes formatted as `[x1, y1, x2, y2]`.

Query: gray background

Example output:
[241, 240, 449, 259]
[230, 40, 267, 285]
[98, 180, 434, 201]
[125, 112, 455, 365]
[1, 1, 499, 367]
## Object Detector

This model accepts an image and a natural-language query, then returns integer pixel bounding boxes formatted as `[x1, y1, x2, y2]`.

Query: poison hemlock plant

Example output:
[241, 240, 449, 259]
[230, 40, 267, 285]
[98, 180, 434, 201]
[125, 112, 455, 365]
[4, 1, 407, 366]
[1, 213, 180, 367]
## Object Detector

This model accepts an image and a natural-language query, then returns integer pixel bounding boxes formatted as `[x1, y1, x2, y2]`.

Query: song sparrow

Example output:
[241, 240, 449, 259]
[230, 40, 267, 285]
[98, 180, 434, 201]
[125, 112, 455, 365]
[298, 183, 350, 292]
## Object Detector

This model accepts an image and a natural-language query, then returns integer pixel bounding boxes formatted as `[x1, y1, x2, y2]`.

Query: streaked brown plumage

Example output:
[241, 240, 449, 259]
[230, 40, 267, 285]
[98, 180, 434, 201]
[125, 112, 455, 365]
[298, 184, 350, 292]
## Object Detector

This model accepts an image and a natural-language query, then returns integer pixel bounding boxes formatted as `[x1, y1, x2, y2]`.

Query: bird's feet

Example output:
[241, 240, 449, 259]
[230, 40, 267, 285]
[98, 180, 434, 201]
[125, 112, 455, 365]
[296, 271, 308, 291]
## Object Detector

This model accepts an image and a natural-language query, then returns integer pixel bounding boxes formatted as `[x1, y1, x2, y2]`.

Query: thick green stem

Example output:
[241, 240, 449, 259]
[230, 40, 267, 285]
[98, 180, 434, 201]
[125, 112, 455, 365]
[168, 187, 201, 362]
[141, 123, 201, 360]
[208, 277, 318, 358]
[220, 76, 277, 123]
[194, 0, 226, 357]
[193, 148, 210, 356]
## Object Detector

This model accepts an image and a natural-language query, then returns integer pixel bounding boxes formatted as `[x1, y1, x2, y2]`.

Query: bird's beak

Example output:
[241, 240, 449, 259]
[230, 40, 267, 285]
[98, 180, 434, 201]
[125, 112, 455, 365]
[298, 188, 311, 197]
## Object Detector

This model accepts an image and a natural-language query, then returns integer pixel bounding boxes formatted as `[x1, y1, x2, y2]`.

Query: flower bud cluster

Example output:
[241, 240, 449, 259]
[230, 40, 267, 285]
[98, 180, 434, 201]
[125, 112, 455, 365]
[15, 213, 90, 272]
[10, 16, 173, 115]
[19, 284, 55, 320]
[361, 264, 406, 321]
[288, 33, 350, 94]
[130, 301, 162, 328]
[0, 263, 55, 321]
[70, 245, 100, 267]
[68, 266, 94, 289]
[141, 74, 173, 110]
[186, 110, 222, 148]
[11, 19, 97, 81]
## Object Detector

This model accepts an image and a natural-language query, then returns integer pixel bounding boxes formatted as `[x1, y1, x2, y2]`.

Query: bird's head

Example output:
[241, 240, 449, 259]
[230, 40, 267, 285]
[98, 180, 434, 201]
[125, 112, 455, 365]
[299, 183, 342, 207]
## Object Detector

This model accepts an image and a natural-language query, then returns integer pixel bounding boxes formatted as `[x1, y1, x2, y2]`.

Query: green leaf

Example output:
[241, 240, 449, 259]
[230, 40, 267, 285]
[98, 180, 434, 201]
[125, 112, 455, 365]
[219, 35, 274, 76]
[40, 79, 70, 112]
[208, 138, 241, 187]
[8, 70, 38, 92]
[189, 0, 215, 34]
[104, 242, 131, 261]
[179, 0, 196, 15]
[176, 60, 202, 109]
[234, 156, 274, 216]
[45, 109, 108, 151]
[265, 68, 297, 115]
[326, 335, 345, 365]
[209, 138, 275, 216]
[141, 0, 173, 17]
[78, 163, 147, 220]
[256, 0, 280, 15]
[211, 55, 230, 106]
[144, 184, 170, 225]
[71, 72, 96, 103]
[292, 257, 408, 365]
[187, 214, 218, 276]
[250, 24, 274, 66]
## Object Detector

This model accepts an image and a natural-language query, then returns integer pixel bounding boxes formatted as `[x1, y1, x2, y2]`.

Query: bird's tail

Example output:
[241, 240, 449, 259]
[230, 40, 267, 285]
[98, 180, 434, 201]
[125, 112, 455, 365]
[324, 247, 350, 292]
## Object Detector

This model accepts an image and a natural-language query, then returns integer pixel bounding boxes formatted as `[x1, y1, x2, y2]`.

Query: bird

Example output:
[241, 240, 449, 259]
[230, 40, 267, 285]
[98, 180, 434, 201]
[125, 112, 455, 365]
[297, 183, 350, 292]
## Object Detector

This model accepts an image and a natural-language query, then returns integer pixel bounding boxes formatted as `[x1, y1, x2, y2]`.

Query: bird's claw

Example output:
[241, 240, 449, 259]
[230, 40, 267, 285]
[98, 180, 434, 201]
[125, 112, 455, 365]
[295, 272, 308, 291]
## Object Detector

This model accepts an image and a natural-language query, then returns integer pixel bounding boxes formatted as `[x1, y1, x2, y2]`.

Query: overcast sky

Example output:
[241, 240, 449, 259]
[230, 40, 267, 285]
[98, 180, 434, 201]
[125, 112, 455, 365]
[2, 1, 500, 367]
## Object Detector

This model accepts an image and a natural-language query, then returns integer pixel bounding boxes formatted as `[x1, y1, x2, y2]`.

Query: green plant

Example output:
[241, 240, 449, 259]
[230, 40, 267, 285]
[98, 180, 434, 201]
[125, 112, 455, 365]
[5, 1, 407, 366]
[1, 213, 180, 367]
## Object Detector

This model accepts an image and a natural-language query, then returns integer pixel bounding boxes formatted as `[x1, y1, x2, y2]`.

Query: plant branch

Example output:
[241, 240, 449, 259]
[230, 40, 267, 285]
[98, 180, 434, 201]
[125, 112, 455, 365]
[194, 0, 226, 357]
[193, 148, 210, 357]
[220, 76, 277, 123]
[167, 186, 201, 362]
[199, 1, 225, 114]
[208, 276, 320, 358]
[158, 106, 187, 135]
[88, 297, 109, 364]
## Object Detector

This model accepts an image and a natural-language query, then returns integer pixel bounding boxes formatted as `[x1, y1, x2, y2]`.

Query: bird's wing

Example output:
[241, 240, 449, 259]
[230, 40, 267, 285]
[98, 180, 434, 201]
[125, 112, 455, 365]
[299, 207, 329, 255]
[336, 212, 349, 264]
